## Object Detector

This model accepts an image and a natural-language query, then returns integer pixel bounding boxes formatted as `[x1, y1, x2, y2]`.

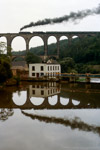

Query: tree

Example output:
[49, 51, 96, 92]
[0, 55, 12, 83]
[60, 57, 76, 73]
[0, 42, 12, 83]
[25, 52, 42, 65]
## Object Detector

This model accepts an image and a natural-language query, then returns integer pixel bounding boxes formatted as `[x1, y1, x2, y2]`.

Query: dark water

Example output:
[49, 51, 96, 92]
[0, 82, 100, 150]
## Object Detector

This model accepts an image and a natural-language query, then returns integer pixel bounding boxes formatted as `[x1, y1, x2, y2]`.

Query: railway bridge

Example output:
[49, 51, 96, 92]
[0, 31, 100, 59]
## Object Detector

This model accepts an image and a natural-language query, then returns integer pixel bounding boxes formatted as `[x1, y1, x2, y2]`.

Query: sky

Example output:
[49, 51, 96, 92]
[0, 0, 100, 51]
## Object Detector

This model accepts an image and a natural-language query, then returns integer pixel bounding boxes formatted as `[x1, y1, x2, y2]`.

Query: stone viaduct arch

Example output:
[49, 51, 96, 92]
[0, 32, 100, 59]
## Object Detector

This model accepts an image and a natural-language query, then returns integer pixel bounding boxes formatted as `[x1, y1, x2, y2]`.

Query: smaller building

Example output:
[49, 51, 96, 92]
[11, 61, 28, 71]
[11, 61, 28, 77]
[29, 59, 61, 78]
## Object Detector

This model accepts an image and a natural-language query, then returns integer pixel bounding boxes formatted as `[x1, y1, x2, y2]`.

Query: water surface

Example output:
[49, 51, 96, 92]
[0, 82, 100, 150]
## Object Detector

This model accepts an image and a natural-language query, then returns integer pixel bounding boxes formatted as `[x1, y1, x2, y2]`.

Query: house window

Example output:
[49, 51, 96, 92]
[53, 72, 55, 77]
[48, 66, 49, 71]
[32, 90, 35, 94]
[51, 89, 52, 94]
[50, 66, 52, 71]
[32, 85, 35, 88]
[32, 73, 35, 76]
[41, 73, 44, 76]
[32, 66, 35, 71]
[41, 66, 44, 71]
[53, 66, 54, 70]
[41, 90, 44, 95]
[48, 90, 49, 95]
[37, 85, 39, 88]
[58, 66, 59, 70]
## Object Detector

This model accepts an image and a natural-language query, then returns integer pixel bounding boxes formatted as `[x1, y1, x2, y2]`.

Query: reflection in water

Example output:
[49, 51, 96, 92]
[0, 109, 14, 121]
[91, 78, 100, 83]
[72, 99, 80, 105]
[13, 91, 27, 106]
[30, 97, 44, 106]
[29, 82, 60, 106]
[0, 82, 100, 150]
[0, 82, 100, 109]
[22, 110, 100, 136]
[60, 97, 69, 105]
[48, 95, 58, 105]
[29, 82, 60, 98]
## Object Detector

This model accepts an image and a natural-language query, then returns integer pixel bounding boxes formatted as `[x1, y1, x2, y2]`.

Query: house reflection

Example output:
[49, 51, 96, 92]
[29, 82, 60, 98]
[29, 82, 61, 106]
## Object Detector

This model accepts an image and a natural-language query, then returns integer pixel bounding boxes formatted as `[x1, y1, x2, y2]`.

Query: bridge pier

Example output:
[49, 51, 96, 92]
[57, 38, 60, 59]
[68, 37, 72, 46]
[44, 36, 48, 56]
[26, 40, 29, 51]
[7, 37, 12, 55]
[69, 76, 76, 83]
[86, 76, 90, 83]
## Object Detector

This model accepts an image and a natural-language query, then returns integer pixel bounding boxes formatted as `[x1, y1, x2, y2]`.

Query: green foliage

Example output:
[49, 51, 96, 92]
[13, 56, 25, 61]
[60, 57, 76, 73]
[0, 55, 12, 83]
[14, 76, 20, 85]
[12, 50, 26, 56]
[30, 46, 44, 55]
[25, 52, 42, 64]
[76, 64, 100, 74]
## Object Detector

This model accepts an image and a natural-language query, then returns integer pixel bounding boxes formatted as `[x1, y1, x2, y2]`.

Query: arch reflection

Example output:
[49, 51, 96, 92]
[30, 97, 44, 106]
[13, 91, 27, 106]
[48, 95, 58, 106]
[72, 99, 80, 106]
[60, 97, 69, 105]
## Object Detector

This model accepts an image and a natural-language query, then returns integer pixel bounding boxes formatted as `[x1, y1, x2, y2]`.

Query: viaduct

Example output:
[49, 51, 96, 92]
[0, 31, 100, 59]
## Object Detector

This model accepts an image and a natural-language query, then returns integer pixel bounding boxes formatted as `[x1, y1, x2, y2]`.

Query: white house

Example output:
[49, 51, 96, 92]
[29, 59, 61, 78]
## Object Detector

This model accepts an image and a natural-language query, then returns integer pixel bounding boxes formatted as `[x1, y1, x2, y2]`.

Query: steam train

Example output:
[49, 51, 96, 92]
[19, 31, 45, 34]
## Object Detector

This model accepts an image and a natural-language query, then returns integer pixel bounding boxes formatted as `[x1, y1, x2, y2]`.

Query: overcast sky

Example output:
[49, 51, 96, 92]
[0, 0, 100, 51]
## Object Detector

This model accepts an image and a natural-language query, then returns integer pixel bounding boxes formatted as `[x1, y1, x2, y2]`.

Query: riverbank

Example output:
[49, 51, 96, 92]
[0, 77, 20, 88]
[0, 76, 100, 88]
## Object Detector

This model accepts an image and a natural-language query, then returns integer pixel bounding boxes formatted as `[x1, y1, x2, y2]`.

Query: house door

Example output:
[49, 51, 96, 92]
[37, 73, 39, 78]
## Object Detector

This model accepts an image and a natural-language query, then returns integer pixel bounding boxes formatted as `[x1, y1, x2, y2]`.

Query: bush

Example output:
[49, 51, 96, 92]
[0, 55, 12, 83]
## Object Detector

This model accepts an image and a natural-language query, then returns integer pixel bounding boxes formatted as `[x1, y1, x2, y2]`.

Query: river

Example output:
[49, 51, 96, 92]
[0, 81, 100, 150]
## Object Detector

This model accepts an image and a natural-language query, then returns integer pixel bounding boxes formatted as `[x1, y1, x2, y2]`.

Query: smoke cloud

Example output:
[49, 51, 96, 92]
[20, 4, 100, 31]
